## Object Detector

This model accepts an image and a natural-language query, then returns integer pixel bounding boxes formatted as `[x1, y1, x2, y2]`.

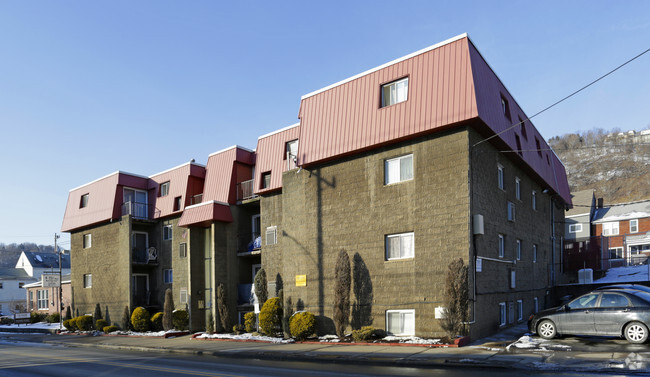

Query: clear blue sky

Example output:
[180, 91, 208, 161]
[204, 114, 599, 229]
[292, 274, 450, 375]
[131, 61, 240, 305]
[0, 1, 648, 248]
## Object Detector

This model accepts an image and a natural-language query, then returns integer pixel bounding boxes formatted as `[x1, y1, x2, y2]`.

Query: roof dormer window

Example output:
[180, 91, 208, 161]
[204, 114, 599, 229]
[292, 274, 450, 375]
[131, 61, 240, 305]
[381, 77, 408, 107]
[80, 194, 89, 208]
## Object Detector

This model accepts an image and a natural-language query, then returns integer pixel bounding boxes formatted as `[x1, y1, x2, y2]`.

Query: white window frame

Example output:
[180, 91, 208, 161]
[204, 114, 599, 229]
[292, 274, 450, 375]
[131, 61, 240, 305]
[266, 226, 277, 246]
[517, 300, 523, 321]
[179, 242, 187, 258]
[180, 288, 188, 304]
[603, 222, 619, 236]
[532, 190, 537, 210]
[507, 201, 516, 222]
[160, 181, 170, 197]
[497, 164, 504, 190]
[499, 302, 506, 326]
[385, 309, 415, 336]
[384, 154, 413, 185]
[533, 244, 538, 263]
[163, 269, 173, 284]
[381, 77, 409, 107]
[83, 274, 92, 288]
[516, 239, 521, 260]
[37, 289, 49, 310]
[569, 224, 583, 233]
[83, 234, 92, 249]
[163, 224, 173, 241]
[609, 247, 623, 259]
[630, 219, 639, 233]
[510, 270, 516, 289]
[385, 232, 415, 260]
[498, 234, 505, 258]
[515, 177, 521, 200]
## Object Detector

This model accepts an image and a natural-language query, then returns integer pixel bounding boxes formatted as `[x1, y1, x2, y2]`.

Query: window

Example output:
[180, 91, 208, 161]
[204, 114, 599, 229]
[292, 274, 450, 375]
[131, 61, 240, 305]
[261, 172, 271, 189]
[385, 232, 414, 260]
[600, 293, 630, 308]
[533, 244, 537, 263]
[603, 222, 619, 236]
[385, 154, 413, 185]
[516, 239, 521, 260]
[0, 283, 3, 289]
[179, 242, 187, 258]
[37, 290, 49, 310]
[609, 247, 623, 259]
[534, 297, 539, 313]
[80, 194, 89, 208]
[517, 300, 523, 321]
[498, 234, 505, 258]
[18, 282, 25, 288]
[515, 134, 523, 156]
[160, 181, 170, 197]
[173, 196, 182, 212]
[163, 224, 173, 241]
[569, 224, 583, 233]
[180, 289, 188, 304]
[266, 226, 277, 245]
[164, 269, 173, 284]
[532, 191, 537, 210]
[510, 270, 516, 289]
[507, 202, 516, 222]
[500, 95, 510, 119]
[568, 294, 599, 310]
[630, 219, 639, 233]
[535, 137, 542, 157]
[499, 302, 506, 326]
[497, 164, 504, 190]
[285, 139, 299, 169]
[123, 187, 148, 219]
[83, 274, 92, 288]
[386, 309, 414, 336]
[520, 117, 528, 140]
[381, 77, 408, 107]
[515, 178, 521, 200]
[83, 234, 92, 249]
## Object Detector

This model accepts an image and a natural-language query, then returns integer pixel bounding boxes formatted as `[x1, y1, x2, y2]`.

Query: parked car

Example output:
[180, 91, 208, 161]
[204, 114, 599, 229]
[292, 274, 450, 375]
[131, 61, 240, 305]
[528, 289, 650, 344]
[595, 284, 650, 294]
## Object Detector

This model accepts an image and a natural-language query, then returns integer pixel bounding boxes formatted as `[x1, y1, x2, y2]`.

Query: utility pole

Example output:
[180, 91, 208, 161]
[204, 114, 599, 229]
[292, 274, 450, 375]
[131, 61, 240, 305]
[55, 233, 61, 331]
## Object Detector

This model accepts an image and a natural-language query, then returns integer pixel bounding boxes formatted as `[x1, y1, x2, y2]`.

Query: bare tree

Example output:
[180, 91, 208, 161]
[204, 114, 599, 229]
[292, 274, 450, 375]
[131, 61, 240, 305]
[440, 258, 469, 338]
[163, 288, 174, 331]
[333, 250, 351, 337]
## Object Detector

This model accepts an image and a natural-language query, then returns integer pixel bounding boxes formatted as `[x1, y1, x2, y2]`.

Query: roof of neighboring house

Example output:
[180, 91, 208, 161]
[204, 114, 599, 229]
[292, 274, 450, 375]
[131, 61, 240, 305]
[0, 268, 36, 280]
[593, 199, 650, 224]
[17, 251, 70, 270]
[566, 189, 595, 217]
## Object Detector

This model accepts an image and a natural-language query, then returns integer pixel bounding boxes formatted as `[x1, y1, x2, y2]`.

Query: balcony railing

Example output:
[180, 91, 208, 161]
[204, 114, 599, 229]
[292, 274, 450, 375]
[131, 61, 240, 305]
[132, 246, 158, 265]
[237, 233, 261, 254]
[237, 179, 257, 201]
[190, 194, 203, 205]
[122, 201, 160, 220]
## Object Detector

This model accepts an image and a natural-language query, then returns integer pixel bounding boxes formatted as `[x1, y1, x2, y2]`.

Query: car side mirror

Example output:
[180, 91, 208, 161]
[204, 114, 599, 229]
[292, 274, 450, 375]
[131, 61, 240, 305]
[562, 304, 570, 312]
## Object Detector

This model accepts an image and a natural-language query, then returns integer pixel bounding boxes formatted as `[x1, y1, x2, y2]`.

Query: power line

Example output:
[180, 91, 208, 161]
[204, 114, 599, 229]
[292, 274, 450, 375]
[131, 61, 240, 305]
[473, 47, 650, 148]
[500, 142, 650, 154]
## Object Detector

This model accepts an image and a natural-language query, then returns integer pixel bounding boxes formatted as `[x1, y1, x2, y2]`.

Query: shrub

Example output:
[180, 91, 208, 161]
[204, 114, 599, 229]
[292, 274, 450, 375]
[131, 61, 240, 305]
[76, 315, 94, 331]
[65, 306, 72, 321]
[103, 325, 119, 334]
[233, 324, 245, 334]
[131, 307, 150, 332]
[351, 326, 383, 342]
[289, 311, 315, 341]
[151, 312, 164, 332]
[163, 288, 174, 331]
[206, 314, 214, 334]
[217, 283, 229, 331]
[30, 312, 46, 323]
[95, 319, 109, 331]
[333, 250, 351, 337]
[259, 297, 282, 336]
[254, 268, 268, 307]
[46, 313, 61, 324]
[244, 312, 256, 333]
[121, 306, 131, 331]
[172, 309, 188, 330]
[93, 303, 103, 322]
[63, 319, 75, 331]
[440, 258, 469, 338]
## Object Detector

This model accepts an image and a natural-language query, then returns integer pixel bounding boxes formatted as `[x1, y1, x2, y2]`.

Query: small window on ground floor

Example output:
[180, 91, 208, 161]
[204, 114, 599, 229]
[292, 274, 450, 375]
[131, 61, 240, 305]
[385, 232, 414, 260]
[83, 274, 92, 288]
[180, 288, 188, 304]
[517, 300, 523, 321]
[499, 302, 506, 326]
[37, 289, 49, 310]
[386, 309, 415, 336]
[164, 269, 173, 284]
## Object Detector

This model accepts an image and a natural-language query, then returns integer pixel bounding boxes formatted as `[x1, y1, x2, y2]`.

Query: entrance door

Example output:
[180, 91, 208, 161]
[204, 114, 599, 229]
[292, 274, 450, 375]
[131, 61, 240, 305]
[132, 274, 149, 306]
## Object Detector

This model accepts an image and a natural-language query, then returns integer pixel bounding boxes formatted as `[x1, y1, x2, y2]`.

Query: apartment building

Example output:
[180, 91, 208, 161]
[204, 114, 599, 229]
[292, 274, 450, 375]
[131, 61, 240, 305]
[61, 34, 571, 338]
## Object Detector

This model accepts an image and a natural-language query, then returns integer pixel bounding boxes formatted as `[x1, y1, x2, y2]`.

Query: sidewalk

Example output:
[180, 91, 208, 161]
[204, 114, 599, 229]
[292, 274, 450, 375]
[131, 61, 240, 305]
[30, 324, 650, 374]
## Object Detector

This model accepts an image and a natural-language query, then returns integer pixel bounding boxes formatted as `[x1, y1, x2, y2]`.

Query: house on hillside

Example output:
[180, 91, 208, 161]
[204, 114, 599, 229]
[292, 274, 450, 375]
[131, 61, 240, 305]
[594, 199, 650, 268]
[564, 190, 597, 242]
[61, 34, 571, 339]
[15, 251, 70, 280]
[0, 268, 36, 315]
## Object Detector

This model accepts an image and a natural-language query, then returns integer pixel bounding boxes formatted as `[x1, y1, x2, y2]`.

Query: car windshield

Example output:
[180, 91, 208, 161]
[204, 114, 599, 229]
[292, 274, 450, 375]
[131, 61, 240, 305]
[568, 293, 599, 309]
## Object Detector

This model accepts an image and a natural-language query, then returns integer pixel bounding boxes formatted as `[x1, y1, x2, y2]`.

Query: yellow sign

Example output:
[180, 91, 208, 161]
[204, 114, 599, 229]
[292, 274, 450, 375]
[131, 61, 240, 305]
[295, 274, 307, 287]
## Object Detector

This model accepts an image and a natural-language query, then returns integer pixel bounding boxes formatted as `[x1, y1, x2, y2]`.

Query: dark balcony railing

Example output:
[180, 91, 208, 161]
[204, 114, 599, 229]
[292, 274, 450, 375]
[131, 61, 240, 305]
[237, 179, 257, 201]
[190, 194, 203, 205]
[238, 233, 261, 254]
[122, 201, 160, 220]
[238, 283, 253, 305]
[132, 246, 158, 264]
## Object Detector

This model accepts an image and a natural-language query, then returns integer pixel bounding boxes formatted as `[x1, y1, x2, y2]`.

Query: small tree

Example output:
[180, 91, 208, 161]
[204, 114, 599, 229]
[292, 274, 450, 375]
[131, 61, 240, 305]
[64, 306, 72, 321]
[283, 296, 294, 338]
[93, 303, 103, 323]
[333, 250, 351, 337]
[121, 306, 131, 331]
[254, 268, 268, 307]
[217, 283, 229, 332]
[440, 258, 469, 338]
[206, 314, 215, 334]
[163, 288, 174, 331]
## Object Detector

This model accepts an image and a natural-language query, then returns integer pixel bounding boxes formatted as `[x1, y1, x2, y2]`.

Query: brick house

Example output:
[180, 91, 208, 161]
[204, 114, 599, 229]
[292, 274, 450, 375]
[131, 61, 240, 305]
[61, 34, 571, 338]
[593, 199, 650, 267]
[24, 274, 72, 316]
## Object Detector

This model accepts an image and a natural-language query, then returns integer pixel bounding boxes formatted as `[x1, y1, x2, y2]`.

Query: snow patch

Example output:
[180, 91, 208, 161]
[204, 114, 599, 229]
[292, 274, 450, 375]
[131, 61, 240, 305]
[506, 336, 571, 352]
[196, 332, 295, 343]
[382, 336, 442, 345]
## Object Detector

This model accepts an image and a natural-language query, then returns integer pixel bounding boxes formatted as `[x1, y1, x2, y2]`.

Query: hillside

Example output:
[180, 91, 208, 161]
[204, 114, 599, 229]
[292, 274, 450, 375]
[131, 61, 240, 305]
[548, 128, 650, 204]
[0, 243, 58, 268]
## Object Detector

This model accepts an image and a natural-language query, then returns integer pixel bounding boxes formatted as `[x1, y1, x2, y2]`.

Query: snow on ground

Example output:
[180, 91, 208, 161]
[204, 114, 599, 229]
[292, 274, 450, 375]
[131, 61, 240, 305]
[0, 322, 62, 331]
[382, 336, 443, 345]
[594, 264, 650, 283]
[506, 335, 571, 352]
[196, 332, 295, 343]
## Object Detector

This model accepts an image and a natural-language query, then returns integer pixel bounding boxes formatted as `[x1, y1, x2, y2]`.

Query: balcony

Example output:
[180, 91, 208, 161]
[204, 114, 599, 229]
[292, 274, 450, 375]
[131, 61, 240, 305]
[237, 233, 261, 255]
[122, 201, 159, 220]
[132, 246, 159, 265]
[238, 283, 254, 305]
[237, 179, 258, 201]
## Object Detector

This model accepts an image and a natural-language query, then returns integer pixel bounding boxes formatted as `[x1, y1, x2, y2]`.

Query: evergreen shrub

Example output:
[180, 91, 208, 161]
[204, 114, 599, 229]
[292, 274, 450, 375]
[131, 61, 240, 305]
[131, 307, 150, 332]
[259, 297, 282, 336]
[172, 309, 188, 330]
[151, 312, 164, 331]
[103, 325, 119, 334]
[95, 319, 109, 331]
[351, 326, 384, 342]
[63, 319, 75, 331]
[289, 311, 315, 341]
[75, 315, 94, 331]
[244, 312, 256, 333]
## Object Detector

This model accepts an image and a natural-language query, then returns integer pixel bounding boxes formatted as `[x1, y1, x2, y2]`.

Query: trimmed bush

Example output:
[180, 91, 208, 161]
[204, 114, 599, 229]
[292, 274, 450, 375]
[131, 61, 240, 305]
[46, 313, 61, 324]
[131, 307, 151, 332]
[172, 309, 188, 330]
[351, 326, 384, 342]
[233, 324, 245, 334]
[289, 311, 315, 341]
[63, 319, 75, 331]
[75, 315, 94, 331]
[30, 312, 46, 323]
[259, 297, 282, 336]
[95, 319, 109, 331]
[151, 312, 164, 332]
[244, 312, 256, 333]
[103, 325, 119, 334]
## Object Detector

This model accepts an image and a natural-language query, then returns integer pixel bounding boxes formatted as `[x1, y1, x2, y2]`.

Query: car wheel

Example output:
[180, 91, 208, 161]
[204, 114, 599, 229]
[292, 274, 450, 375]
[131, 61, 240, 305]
[537, 319, 557, 339]
[624, 322, 649, 344]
